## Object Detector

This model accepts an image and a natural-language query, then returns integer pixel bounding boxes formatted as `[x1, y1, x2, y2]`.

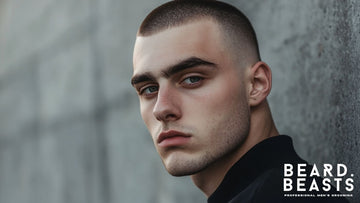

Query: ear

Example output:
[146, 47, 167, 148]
[248, 61, 272, 107]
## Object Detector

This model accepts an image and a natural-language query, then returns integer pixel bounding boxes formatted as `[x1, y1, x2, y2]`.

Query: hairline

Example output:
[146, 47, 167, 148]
[137, 16, 258, 69]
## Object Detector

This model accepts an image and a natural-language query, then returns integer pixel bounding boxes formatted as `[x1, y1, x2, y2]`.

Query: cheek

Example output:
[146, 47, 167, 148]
[183, 78, 248, 135]
[189, 80, 245, 115]
[140, 101, 155, 131]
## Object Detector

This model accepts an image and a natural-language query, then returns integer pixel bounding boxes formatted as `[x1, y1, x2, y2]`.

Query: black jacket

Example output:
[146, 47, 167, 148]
[208, 135, 350, 203]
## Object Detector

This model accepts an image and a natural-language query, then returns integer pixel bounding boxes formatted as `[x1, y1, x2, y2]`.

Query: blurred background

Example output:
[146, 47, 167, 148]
[0, 0, 359, 203]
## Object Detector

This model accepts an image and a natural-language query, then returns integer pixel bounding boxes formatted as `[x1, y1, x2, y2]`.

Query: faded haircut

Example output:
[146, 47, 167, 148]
[138, 0, 261, 63]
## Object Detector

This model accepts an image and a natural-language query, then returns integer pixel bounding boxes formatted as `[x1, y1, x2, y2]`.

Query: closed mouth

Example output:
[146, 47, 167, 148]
[157, 130, 190, 144]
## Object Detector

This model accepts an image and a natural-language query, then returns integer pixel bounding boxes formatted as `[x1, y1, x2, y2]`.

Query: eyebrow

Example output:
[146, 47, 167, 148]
[131, 56, 216, 86]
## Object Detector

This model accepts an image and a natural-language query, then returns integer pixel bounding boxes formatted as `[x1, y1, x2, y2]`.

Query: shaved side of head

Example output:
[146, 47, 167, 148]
[138, 0, 261, 68]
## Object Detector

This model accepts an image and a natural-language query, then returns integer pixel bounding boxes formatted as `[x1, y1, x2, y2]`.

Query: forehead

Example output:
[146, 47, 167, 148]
[132, 19, 227, 76]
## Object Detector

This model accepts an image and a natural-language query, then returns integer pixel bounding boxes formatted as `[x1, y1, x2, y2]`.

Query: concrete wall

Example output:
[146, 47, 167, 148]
[233, 1, 360, 202]
[0, 0, 358, 203]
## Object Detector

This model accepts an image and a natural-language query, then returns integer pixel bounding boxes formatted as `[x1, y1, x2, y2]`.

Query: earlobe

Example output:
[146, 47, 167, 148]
[248, 61, 272, 107]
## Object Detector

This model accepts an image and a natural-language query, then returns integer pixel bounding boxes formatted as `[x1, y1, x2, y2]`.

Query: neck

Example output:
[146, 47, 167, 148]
[191, 100, 279, 197]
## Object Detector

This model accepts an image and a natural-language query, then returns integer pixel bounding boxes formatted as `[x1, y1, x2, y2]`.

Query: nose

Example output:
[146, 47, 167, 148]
[153, 86, 181, 122]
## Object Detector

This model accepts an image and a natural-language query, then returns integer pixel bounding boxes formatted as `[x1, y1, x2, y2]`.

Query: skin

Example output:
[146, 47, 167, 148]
[132, 19, 279, 197]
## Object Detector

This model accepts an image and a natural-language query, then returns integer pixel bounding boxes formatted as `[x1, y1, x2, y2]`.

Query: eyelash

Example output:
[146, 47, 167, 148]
[138, 75, 204, 97]
[180, 76, 203, 87]
[139, 85, 158, 96]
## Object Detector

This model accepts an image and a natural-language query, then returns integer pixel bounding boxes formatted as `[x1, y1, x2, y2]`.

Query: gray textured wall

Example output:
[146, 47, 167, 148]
[0, 0, 358, 203]
[236, 1, 360, 202]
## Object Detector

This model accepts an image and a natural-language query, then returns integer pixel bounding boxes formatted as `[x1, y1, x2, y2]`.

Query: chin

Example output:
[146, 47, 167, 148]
[162, 152, 211, 177]
[165, 164, 203, 177]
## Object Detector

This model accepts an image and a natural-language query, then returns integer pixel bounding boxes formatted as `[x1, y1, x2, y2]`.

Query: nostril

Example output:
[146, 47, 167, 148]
[152, 88, 181, 122]
[165, 113, 178, 120]
[153, 103, 181, 122]
[154, 109, 179, 122]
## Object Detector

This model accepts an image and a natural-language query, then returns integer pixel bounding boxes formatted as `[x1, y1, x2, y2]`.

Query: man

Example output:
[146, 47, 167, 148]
[131, 0, 350, 202]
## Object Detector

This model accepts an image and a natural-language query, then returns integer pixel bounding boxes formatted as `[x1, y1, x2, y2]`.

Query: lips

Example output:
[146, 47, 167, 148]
[157, 130, 191, 147]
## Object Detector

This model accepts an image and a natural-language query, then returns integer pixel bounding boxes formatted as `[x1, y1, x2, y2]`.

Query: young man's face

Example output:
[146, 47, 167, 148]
[132, 20, 251, 176]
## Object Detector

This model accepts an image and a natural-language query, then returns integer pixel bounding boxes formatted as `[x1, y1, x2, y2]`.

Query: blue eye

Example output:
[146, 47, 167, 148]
[183, 76, 202, 84]
[141, 86, 158, 95]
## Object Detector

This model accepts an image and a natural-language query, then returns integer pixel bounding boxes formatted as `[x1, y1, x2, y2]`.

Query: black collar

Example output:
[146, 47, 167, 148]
[208, 135, 304, 203]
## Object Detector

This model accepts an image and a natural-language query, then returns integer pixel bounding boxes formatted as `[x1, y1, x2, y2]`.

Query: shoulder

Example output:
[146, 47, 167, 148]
[229, 168, 283, 203]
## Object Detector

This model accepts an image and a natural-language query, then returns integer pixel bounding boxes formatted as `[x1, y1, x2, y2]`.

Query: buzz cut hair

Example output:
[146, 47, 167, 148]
[138, 0, 261, 62]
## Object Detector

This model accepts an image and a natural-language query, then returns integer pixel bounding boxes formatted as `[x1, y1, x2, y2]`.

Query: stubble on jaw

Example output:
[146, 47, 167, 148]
[135, 20, 253, 178]
[161, 95, 251, 177]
